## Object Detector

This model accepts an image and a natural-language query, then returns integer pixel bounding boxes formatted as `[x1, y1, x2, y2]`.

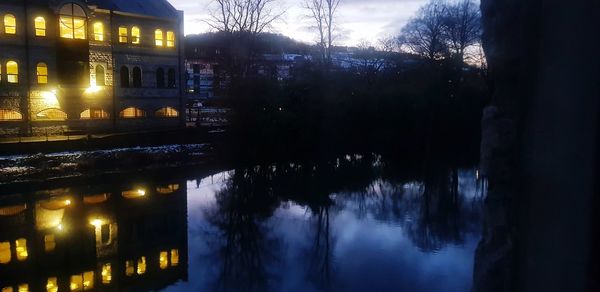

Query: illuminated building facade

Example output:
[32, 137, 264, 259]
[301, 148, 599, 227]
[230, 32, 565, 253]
[0, 179, 188, 291]
[0, 0, 185, 137]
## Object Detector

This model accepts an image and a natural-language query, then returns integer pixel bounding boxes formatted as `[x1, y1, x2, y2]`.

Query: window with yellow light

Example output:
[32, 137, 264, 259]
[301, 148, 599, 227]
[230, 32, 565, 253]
[6, 61, 18, 84]
[44, 234, 56, 252]
[137, 256, 146, 275]
[167, 31, 175, 47]
[101, 263, 112, 284]
[37, 63, 48, 84]
[46, 277, 58, 292]
[93, 22, 103, 41]
[59, 4, 87, 39]
[131, 26, 140, 44]
[118, 27, 128, 43]
[34, 16, 46, 36]
[155, 29, 163, 47]
[4, 14, 16, 34]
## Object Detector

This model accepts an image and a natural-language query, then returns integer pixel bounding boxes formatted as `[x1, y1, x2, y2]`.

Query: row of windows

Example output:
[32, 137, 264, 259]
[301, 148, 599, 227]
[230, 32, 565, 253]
[0, 107, 179, 121]
[119, 66, 177, 89]
[2, 10, 176, 48]
[1, 249, 179, 291]
[0, 60, 176, 88]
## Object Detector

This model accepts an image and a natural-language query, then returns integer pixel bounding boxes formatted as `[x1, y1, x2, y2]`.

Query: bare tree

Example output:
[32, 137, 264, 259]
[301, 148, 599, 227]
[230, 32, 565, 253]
[304, 0, 341, 62]
[399, 0, 448, 60]
[442, 0, 481, 62]
[206, 0, 284, 34]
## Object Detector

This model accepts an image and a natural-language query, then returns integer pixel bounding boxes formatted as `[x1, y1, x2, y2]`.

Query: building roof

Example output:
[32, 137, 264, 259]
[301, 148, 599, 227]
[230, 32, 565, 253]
[90, 0, 180, 19]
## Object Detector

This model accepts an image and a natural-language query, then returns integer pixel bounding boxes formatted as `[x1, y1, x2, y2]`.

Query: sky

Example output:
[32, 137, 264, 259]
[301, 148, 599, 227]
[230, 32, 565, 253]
[168, 0, 429, 46]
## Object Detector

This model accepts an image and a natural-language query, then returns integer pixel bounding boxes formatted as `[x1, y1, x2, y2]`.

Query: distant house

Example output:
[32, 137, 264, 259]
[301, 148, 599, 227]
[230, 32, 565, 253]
[0, 0, 185, 137]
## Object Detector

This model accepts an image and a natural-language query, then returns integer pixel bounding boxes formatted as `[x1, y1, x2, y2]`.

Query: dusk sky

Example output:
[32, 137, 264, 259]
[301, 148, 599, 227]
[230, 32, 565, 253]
[169, 0, 429, 46]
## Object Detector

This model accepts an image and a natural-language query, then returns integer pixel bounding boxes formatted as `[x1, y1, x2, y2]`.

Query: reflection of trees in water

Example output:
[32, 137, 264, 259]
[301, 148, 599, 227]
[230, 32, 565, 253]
[203, 155, 481, 290]
[205, 166, 281, 292]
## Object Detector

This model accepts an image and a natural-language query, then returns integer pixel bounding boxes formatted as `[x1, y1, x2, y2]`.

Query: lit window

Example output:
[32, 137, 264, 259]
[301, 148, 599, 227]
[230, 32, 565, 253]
[36, 63, 48, 84]
[93, 22, 103, 41]
[44, 234, 56, 252]
[2, 287, 12, 292]
[131, 26, 140, 44]
[80, 108, 109, 120]
[59, 4, 87, 39]
[155, 107, 179, 118]
[46, 277, 58, 292]
[125, 261, 134, 276]
[118, 27, 128, 43]
[170, 249, 179, 266]
[7, 61, 18, 84]
[136, 257, 146, 275]
[159, 251, 168, 269]
[166, 31, 175, 47]
[34, 17, 46, 36]
[35, 109, 67, 121]
[101, 263, 112, 284]
[4, 14, 16, 34]
[0, 109, 22, 121]
[15, 238, 27, 261]
[119, 108, 146, 119]
[155, 29, 163, 47]
[0, 242, 10, 264]
[17, 285, 27, 292]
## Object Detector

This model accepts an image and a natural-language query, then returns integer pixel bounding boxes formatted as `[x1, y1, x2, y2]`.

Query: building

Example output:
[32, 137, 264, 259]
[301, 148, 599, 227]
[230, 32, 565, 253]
[0, 0, 185, 137]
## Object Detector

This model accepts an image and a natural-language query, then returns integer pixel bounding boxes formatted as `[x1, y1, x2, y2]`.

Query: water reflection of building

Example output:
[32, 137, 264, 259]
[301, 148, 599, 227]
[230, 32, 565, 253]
[0, 180, 187, 291]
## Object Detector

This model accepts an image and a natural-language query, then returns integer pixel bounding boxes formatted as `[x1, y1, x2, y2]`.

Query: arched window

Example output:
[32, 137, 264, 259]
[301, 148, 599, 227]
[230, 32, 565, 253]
[95, 65, 105, 86]
[155, 107, 179, 118]
[167, 69, 176, 88]
[118, 26, 128, 43]
[131, 26, 140, 44]
[36, 63, 48, 84]
[35, 109, 67, 121]
[132, 67, 142, 88]
[6, 61, 18, 84]
[93, 22, 104, 41]
[4, 14, 16, 34]
[59, 4, 87, 39]
[34, 16, 46, 36]
[80, 108, 109, 119]
[119, 107, 146, 118]
[155, 29, 163, 47]
[166, 31, 175, 47]
[0, 109, 22, 121]
[156, 68, 165, 88]
[120, 66, 129, 88]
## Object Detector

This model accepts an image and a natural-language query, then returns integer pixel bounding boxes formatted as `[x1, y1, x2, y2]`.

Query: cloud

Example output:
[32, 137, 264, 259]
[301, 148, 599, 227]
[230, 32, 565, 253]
[168, 0, 429, 46]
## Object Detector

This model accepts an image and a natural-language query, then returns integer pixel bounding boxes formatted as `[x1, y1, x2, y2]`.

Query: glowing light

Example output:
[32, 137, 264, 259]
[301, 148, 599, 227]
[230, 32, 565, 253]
[90, 219, 104, 228]
[137, 189, 146, 196]
[159, 251, 168, 269]
[15, 239, 27, 261]
[57, 224, 63, 231]
[65, 199, 72, 206]
[85, 85, 101, 94]
[101, 263, 112, 284]
[136, 257, 146, 275]
[46, 277, 58, 292]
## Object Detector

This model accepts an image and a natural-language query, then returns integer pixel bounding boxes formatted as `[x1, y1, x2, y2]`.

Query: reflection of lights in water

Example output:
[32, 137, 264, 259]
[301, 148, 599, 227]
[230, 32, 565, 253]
[101, 263, 112, 284]
[476, 170, 480, 179]
[137, 257, 147, 275]
[46, 277, 58, 292]
[90, 218, 104, 228]
[159, 251, 168, 269]
[15, 239, 27, 261]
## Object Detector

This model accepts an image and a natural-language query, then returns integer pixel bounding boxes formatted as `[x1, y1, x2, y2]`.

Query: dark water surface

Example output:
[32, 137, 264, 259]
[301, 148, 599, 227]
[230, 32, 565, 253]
[0, 154, 483, 291]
